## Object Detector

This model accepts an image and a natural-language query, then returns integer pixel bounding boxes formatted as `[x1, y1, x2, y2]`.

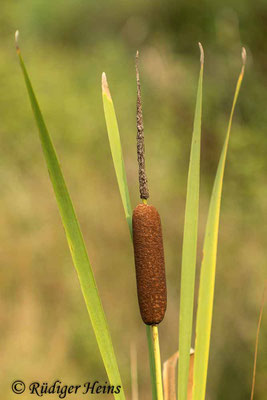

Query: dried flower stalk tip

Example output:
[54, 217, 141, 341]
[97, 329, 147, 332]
[136, 51, 149, 200]
[132, 203, 167, 325]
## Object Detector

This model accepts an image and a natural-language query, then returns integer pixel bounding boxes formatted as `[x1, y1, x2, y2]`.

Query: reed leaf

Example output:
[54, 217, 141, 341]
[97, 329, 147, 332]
[192, 49, 246, 400]
[102, 73, 157, 400]
[16, 34, 125, 400]
[102, 72, 132, 234]
[178, 43, 204, 400]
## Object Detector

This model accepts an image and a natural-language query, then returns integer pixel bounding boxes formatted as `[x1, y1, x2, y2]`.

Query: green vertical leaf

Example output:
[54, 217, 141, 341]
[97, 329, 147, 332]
[16, 38, 125, 400]
[102, 73, 132, 233]
[192, 49, 246, 400]
[102, 73, 157, 400]
[178, 44, 204, 400]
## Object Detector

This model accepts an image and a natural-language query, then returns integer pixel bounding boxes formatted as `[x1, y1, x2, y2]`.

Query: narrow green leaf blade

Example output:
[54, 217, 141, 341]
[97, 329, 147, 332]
[192, 49, 246, 400]
[16, 43, 125, 400]
[178, 44, 204, 400]
[102, 73, 157, 400]
[102, 73, 132, 233]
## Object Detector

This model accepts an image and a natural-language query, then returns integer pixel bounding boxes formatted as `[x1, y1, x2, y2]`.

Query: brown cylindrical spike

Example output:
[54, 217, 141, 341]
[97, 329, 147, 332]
[132, 203, 167, 325]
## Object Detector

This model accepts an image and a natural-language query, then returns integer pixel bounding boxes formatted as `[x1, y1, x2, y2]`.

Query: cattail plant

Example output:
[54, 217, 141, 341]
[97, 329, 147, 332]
[102, 47, 248, 400]
[132, 52, 167, 327]
[16, 29, 264, 400]
[132, 53, 167, 400]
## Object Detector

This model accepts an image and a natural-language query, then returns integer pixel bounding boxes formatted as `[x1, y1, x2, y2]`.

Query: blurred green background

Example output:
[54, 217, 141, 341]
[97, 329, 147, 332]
[0, 1, 266, 399]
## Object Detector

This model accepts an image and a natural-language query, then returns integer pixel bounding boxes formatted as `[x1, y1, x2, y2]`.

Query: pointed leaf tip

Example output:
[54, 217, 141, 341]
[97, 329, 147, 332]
[15, 30, 20, 53]
[198, 43, 204, 65]
[102, 72, 111, 100]
[15, 30, 19, 42]
[242, 47, 247, 66]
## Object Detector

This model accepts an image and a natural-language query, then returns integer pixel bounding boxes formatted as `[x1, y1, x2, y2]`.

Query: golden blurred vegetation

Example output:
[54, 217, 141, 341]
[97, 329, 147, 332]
[0, 1, 266, 399]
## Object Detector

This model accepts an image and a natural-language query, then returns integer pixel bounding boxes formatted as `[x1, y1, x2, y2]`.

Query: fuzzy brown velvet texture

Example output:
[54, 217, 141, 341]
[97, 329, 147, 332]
[132, 204, 167, 325]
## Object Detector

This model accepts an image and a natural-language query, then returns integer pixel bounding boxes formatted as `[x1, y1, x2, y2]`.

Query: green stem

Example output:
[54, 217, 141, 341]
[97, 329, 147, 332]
[146, 326, 157, 400]
[152, 325, 164, 400]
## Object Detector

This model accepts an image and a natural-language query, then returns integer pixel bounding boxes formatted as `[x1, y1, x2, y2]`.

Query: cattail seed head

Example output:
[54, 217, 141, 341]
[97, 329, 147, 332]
[132, 203, 167, 325]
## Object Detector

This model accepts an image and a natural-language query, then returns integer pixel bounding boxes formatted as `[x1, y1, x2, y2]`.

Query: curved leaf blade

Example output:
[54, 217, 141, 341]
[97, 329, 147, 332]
[16, 44, 125, 400]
